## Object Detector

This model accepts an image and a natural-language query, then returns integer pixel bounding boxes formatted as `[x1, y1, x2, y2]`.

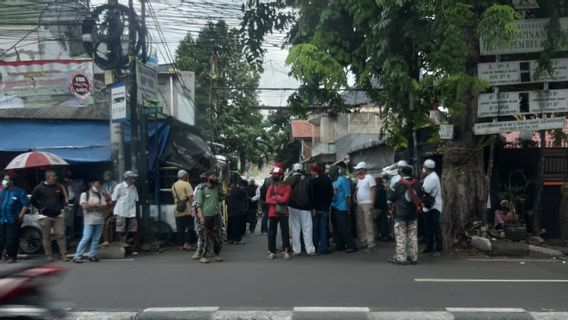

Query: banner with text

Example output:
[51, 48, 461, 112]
[474, 117, 565, 135]
[0, 60, 94, 109]
[478, 89, 568, 118]
[478, 58, 568, 86]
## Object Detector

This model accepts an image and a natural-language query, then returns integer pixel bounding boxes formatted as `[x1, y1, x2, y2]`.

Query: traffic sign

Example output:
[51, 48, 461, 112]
[478, 92, 520, 118]
[474, 117, 565, 135]
[142, 106, 163, 115]
[136, 62, 158, 103]
[480, 18, 568, 55]
[478, 58, 568, 86]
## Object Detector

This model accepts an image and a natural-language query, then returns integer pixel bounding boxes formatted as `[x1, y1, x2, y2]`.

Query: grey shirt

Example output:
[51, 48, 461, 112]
[80, 191, 106, 225]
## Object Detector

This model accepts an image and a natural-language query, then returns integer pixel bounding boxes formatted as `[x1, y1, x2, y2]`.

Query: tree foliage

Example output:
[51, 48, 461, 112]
[176, 20, 265, 171]
[241, 0, 568, 244]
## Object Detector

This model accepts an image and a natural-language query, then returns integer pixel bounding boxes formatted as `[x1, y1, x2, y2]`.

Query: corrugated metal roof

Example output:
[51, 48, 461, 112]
[341, 91, 373, 106]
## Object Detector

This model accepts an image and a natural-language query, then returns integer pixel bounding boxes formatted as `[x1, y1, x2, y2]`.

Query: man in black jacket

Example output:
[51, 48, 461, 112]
[285, 163, 316, 256]
[387, 166, 419, 265]
[310, 164, 333, 254]
[31, 170, 68, 262]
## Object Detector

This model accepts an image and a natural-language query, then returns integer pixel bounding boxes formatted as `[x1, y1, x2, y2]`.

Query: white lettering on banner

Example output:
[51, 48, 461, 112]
[480, 18, 568, 55]
[529, 90, 568, 113]
[474, 118, 565, 135]
[478, 59, 568, 86]
[478, 92, 520, 118]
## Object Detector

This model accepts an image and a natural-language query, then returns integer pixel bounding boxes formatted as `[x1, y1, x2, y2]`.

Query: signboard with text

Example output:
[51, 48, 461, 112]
[478, 58, 568, 86]
[480, 18, 568, 55]
[478, 90, 568, 118]
[111, 83, 127, 122]
[136, 62, 158, 104]
[529, 89, 568, 113]
[0, 60, 94, 109]
[478, 92, 520, 118]
[474, 117, 565, 135]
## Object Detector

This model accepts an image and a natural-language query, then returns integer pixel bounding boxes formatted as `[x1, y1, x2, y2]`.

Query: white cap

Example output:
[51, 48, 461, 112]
[177, 169, 188, 179]
[424, 159, 436, 169]
[500, 199, 510, 206]
[292, 163, 303, 172]
[397, 160, 408, 168]
[124, 170, 138, 178]
[354, 161, 367, 170]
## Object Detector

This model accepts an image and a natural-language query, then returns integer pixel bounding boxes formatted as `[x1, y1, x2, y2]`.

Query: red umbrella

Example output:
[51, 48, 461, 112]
[5, 151, 69, 171]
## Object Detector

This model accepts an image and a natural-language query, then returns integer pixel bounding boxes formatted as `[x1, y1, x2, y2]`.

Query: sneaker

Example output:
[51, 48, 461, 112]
[72, 257, 83, 264]
[214, 255, 223, 262]
[200, 257, 210, 264]
[89, 257, 100, 262]
[387, 258, 407, 265]
[46, 256, 54, 263]
[284, 253, 292, 261]
[62, 256, 70, 262]
[433, 252, 442, 257]
[267, 253, 276, 260]
[192, 252, 201, 260]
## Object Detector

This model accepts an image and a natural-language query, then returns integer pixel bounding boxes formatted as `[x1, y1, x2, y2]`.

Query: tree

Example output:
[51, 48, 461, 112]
[176, 20, 265, 172]
[241, 0, 568, 246]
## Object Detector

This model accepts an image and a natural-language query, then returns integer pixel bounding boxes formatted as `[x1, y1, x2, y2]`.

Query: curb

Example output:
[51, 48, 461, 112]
[63, 309, 568, 320]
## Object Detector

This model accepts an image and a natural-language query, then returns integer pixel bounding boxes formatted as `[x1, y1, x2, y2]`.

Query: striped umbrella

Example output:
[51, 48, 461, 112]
[5, 151, 69, 171]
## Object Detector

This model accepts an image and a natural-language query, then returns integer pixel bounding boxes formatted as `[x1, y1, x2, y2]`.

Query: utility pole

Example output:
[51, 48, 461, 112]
[209, 53, 217, 154]
[128, 0, 139, 172]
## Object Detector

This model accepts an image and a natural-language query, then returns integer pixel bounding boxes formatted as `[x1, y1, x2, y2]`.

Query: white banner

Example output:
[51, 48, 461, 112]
[529, 89, 568, 113]
[474, 117, 565, 135]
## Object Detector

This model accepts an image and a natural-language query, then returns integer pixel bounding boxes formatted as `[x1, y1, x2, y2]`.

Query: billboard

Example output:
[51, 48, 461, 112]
[0, 60, 94, 109]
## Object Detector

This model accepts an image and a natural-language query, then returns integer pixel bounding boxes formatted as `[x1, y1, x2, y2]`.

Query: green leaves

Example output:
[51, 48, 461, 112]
[478, 4, 521, 51]
[286, 44, 347, 91]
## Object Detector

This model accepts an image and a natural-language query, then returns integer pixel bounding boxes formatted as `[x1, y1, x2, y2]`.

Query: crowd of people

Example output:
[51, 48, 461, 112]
[0, 158, 444, 266]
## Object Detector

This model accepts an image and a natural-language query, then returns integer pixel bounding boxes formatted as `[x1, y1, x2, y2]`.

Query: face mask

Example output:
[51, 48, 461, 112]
[1, 180, 8, 188]
[209, 179, 218, 185]
[272, 176, 281, 182]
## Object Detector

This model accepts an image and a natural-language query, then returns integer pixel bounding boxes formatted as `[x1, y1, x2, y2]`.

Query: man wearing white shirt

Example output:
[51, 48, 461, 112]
[112, 171, 139, 247]
[354, 161, 377, 252]
[421, 159, 443, 256]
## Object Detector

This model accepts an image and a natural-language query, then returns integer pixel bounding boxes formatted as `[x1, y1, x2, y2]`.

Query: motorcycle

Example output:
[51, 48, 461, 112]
[0, 262, 66, 319]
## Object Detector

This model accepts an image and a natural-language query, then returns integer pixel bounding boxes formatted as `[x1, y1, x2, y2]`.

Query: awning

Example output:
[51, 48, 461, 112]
[0, 120, 110, 163]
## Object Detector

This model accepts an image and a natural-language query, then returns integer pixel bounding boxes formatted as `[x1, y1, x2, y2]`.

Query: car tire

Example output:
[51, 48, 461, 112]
[19, 226, 43, 255]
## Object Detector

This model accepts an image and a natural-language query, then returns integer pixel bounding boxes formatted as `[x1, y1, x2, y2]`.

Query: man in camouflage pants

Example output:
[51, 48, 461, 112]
[387, 166, 419, 265]
[192, 174, 208, 260]
[195, 173, 226, 263]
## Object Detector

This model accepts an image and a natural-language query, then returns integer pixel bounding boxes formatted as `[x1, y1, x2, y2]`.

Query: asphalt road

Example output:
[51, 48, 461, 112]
[43, 232, 568, 312]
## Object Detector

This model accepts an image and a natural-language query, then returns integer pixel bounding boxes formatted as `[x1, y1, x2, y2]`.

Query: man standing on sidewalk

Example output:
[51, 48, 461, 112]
[172, 170, 195, 251]
[0, 174, 30, 263]
[191, 173, 208, 260]
[112, 171, 139, 248]
[310, 164, 333, 255]
[286, 163, 316, 256]
[195, 173, 226, 263]
[354, 162, 377, 252]
[422, 159, 443, 256]
[329, 165, 358, 253]
[32, 170, 68, 262]
[388, 166, 419, 265]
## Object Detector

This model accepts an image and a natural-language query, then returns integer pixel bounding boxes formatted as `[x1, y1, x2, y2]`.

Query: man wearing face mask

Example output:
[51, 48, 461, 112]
[421, 159, 443, 256]
[195, 173, 226, 263]
[0, 174, 30, 263]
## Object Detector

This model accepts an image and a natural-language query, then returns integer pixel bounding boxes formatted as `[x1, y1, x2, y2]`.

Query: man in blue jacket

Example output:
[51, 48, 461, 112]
[0, 173, 30, 263]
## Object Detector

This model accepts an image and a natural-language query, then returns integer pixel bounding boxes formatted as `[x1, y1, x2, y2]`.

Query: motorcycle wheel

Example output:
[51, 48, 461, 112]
[19, 226, 43, 255]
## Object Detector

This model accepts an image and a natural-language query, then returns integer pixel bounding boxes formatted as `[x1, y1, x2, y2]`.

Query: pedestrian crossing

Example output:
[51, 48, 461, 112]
[63, 307, 568, 319]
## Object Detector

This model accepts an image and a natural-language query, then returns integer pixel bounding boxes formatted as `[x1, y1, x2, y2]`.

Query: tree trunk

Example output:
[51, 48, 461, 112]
[440, 17, 486, 248]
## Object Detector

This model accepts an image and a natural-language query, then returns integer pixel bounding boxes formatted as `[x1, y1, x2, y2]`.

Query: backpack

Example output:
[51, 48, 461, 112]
[288, 174, 313, 209]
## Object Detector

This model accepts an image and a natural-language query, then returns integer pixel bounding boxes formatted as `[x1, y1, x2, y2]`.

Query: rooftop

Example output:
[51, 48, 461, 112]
[291, 120, 318, 139]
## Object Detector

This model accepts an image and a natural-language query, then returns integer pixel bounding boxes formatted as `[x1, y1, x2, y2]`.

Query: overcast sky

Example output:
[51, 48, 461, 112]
[94, 0, 298, 107]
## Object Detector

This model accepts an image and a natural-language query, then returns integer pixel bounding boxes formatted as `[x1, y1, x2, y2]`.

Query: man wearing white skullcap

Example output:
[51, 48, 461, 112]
[421, 159, 443, 256]
[390, 160, 409, 192]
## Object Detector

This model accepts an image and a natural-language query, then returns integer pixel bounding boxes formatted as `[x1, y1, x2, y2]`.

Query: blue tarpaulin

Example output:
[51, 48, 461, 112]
[0, 120, 110, 163]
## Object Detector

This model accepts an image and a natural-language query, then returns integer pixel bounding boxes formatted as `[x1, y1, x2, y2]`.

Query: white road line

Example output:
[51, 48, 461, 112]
[446, 307, 526, 313]
[144, 307, 220, 312]
[531, 312, 568, 320]
[212, 311, 293, 320]
[415, 278, 568, 283]
[293, 307, 370, 312]
[467, 258, 559, 262]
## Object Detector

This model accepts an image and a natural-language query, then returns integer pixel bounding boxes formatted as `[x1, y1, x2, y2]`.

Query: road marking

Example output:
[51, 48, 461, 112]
[67, 312, 137, 320]
[369, 312, 453, 320]
[415, 278, 568, 283]
[531, 312, 568, 320]
[446, 307, 526, 313]
[212, 311, 293, 320]
[467, 258, 559, 262]
[293, 307, 370, 312]
[144, 307, 220, 312]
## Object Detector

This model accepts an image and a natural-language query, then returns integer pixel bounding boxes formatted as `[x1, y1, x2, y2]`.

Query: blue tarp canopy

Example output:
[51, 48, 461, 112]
[0, 120, 110, 163]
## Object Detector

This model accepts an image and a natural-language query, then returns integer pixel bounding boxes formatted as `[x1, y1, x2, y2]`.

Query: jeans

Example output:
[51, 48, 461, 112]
[260, 203, 269, 233]
[227, 215, 244, 242]
[39, 216, 67, 258]
[75, 224, 103, 258]
[332, 209, 357, 250]
[175, 215, 196, 246]
[0, 223, 20, 259]
[312, 210, 329, 254]
[423, 209, 443, 252]
[268, 216, 290, 253]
